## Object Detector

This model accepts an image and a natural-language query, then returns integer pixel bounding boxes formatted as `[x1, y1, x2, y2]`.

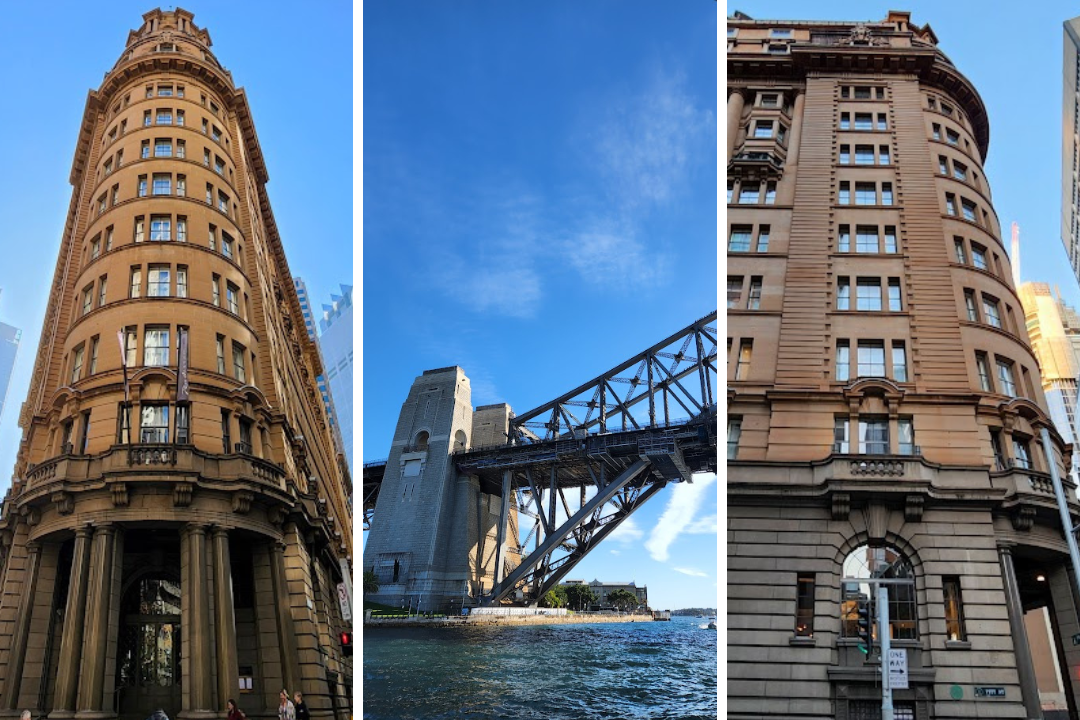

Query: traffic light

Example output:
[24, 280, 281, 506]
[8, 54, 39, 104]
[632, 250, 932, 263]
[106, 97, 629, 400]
[856, 597, 874, 655]
[340, 630, 353, 656]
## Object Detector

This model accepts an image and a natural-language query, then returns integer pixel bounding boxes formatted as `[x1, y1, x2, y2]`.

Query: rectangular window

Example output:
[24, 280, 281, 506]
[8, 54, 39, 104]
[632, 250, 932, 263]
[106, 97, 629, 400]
[735, 340, 753, 381]
[898, 417, 915, 454]
[836, 341, 850, 382]
[158, 85, 173, 97]
[1013, 438, 1032, 469]
[141, 140, 151, 159]
[946, 128, 960, 145]
[991, 428, 1007, 470]
[177, 176, 186, 197]
[877, 113, 888, 130]
[753, 120, 773, 139]
[983, 297, 1002, 328]
[124, 328, 138, 368]
[98, 276, 107, 307]
[177, 217, 187, 242]
[91, 237, 101, 260]
[233, 344, 246, 382]
[152, 174, 171, 196]
[727, 417, 742, 460]
[215, 156, 226, 174]
[111, 185, 119, 206]
[89, 336, 99, 374]
[757, 225, 770, 252]
[954, 238, 967, 264]
[212, 126, 222, 142]
[932, 123, 941, 140]
[150, 216, 171, 242]
[726, 277, 742, 309]
[961, 199, 977, 222]
[893, 342, 908, 382]
[837, 277, 850, 310]
[839, 182, 850, 205]
[853, 86, 871, 100]
[206, 183, 213, 204]
[834, 417, 850, 452]
[859, 417, 889, 454]
[144, 326, 170, 367]
[884, 226, 897, 254]
[729, 226, 752, 252]
[97, 193, 107, 214]
[953, 161, 967, 181]
[854, 145, 874, 165]
[216, 335, 226, 374]
[857, 341, 886, 377]
[134, 217, 145, 243]
[155, 138, 172, 157]
[938, 156, 949, 175]
[976, 352, 993, 392]
[853, 113, 873, 131]
[156, 110, 173, 125]
[144, 110, 152, 127]
[971, 245, 988, 270]
[747, 277, 762, 310]
[760, 93, 778, 107]
[739, 184, 760, 204]
[945, 193, 956, 216]
[177, 266, 188, 298]
[140, 405, 169, 444]
[221, 232, 234, 259]
[879, 145, 890, 165]
[997, 360, 1016, 396]
[888, 279, 902, 311]
[764, 181, 776, 205]
[856, 278, 882, 311]
[177, 140, 186, 159]
[71, 344, 84, 383]
[855, 226, 878, 253]
[840, 113, 850, 130]
[839, 144, 850, 165]
[177, 109, 185, 127]
[795, 574, 815, 638]
[965, 289, 979, 322]
[881, 182, 893, 205]
[226, 283, 240, 315]
[129, 267, 141, 298]
[218, 192, 230, 214]
[943, 577, 967, 642]
[838, 225, 850, 252]
[854, 182, 876, 205]
[81, 285, 93, 316]
[147, 264, 170, 297]
[212, 274, 221, 307]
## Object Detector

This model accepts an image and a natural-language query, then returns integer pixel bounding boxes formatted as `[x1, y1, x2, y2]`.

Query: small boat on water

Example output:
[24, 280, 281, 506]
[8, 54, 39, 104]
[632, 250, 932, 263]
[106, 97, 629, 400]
[707, 617, 716, 630]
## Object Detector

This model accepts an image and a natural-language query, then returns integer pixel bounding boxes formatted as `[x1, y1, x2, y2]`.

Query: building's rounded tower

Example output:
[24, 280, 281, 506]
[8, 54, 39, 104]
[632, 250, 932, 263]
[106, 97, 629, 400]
[0, 10, 352, 720]
[728, 11, 1080, 720]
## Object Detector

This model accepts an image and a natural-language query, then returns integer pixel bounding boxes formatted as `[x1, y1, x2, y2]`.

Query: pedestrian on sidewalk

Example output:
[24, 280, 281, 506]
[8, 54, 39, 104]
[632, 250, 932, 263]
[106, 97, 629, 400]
[293, 692, 310, 720]
[278, 689, 296, 720]
[227, 699, 246, 720]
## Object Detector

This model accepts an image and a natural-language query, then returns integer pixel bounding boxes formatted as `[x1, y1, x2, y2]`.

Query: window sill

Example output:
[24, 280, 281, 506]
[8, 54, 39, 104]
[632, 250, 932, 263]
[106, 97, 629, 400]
[789, 636, 816, 647]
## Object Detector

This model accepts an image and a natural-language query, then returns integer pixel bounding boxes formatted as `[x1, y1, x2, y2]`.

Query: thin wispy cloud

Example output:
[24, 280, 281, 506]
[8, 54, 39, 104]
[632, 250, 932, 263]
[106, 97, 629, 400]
[645, 473, 717, 562]
[685, 515, 717, 534]
[674, 567, 708, 578]
[563, 229, 672, 289]
[607, 516, 645, 544]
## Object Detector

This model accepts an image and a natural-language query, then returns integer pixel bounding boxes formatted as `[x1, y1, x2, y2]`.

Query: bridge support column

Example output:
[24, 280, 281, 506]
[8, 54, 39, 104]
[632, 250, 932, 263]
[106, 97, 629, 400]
[493, 470, 511, 587]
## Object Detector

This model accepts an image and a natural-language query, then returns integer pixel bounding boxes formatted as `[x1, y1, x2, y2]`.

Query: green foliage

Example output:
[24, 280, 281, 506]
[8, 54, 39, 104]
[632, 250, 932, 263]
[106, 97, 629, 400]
[607, 588, 639, 611]
[363, 571, 380, 595]
[562, 583, 599, 611]
[540, 586, 568, 608]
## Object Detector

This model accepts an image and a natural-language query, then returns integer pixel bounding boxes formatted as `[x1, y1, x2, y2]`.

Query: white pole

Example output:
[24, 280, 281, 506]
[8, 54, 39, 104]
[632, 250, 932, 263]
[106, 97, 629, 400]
[878, 585, 893, 720]
[1040, 427, 1080, 612]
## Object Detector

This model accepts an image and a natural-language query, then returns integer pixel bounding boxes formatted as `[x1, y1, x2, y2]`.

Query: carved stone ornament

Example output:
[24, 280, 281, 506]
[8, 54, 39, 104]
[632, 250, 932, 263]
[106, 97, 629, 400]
[832, 492, 851, 521]
[1011, 505, 1036, 532]
[111, 482, 129, 508]
[20, 506, 41, 527]
[904, 495, 924, 523]
[850, 460, 904, 477]
[232, 490, 254, 514]
[173, 482, 194, 508]
[52, 491, 74, 515]
[840, 23, 889, 47]
[267, 505, 287, 526]
[865, 504, 888, 545]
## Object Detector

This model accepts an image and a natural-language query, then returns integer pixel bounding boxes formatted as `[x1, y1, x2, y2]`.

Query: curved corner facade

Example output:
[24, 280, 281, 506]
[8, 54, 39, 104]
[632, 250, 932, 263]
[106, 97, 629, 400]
[0, 9, 352, 720]
[728, 11, 1080, 719]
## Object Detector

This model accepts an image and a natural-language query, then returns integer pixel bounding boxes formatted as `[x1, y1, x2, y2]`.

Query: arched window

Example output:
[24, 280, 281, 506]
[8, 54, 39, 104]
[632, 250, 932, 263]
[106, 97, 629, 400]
[454, 430, 467, 452]
[841, 544, 917, 641]
[414, 431, 429, 451]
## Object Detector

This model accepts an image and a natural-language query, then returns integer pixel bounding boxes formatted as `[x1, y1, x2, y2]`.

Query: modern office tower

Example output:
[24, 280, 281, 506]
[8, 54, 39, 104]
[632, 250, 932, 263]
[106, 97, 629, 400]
[0, 322, 20, 427]
[318, 286, 353, 473]
[1064, 17, 1080, 283]
[0, 10, 352, 720]
[294, 277, 319, 343]
[728, 11, 1080, 719]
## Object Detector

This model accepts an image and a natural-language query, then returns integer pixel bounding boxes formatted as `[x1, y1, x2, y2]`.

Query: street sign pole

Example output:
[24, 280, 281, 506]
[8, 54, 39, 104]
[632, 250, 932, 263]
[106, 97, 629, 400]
[878, 585, 893, 720]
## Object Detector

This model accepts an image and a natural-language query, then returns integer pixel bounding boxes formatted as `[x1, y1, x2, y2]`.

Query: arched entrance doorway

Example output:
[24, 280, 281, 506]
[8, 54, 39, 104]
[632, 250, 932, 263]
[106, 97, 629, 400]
[117, 576, 182, 720]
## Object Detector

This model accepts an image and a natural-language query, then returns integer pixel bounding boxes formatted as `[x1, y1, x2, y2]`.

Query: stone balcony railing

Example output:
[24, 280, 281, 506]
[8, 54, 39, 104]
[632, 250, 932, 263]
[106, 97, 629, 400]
[20, 443, 289, 497]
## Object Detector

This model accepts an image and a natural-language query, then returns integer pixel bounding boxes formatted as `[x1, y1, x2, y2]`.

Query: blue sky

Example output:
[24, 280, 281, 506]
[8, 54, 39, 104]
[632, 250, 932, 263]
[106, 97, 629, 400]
[363, 2, 718, 609]
[0, 3, 351, 496]
[730, 2, 1080, 310]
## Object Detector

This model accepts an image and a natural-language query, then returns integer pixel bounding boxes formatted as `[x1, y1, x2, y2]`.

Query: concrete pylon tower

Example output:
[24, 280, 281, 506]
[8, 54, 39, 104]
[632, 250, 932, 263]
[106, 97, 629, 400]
[364, 368, 517, 611]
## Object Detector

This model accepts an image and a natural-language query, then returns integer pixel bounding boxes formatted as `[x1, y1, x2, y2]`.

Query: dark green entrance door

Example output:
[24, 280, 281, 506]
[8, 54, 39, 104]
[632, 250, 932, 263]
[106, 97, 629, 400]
[117, 578, 182, 720]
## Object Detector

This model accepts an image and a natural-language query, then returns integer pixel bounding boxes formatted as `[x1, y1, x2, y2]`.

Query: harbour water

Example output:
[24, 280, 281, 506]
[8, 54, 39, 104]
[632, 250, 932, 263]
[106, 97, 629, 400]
[362, 615, 717, 719]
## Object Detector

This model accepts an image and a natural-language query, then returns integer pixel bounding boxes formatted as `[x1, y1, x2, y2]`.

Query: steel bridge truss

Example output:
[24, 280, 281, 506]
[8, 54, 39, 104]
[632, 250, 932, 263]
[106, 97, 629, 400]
[509, 311, 718, 444]
[455, 311, 718, 606]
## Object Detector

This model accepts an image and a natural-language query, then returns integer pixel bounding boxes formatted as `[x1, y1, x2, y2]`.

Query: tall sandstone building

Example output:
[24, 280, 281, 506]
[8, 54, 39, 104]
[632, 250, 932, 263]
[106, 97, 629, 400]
[0, 9, 352, 720]
[728, 11, 1080, 719]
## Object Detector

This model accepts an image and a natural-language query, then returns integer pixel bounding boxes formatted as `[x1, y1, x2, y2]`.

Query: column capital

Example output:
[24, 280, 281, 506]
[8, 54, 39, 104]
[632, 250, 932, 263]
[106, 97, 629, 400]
[997, 541, 1016, 554]
[184, 522, 209, 537]
[210, 525, 230, 540]
[74, 524, 94, 540]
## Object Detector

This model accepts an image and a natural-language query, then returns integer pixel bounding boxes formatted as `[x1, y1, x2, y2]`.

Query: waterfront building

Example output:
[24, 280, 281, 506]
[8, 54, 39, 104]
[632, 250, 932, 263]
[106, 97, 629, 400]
[0, 321, 20, 427]
[318, 286, 353, 473]
[565, 579, 648, 609]
[0, 9, 353, 720]
[728, 10, 1080, 719]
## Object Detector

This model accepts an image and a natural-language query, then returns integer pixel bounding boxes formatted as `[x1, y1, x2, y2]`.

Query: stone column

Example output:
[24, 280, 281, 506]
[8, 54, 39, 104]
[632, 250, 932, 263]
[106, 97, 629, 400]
[50, 526, 94, 719]
[181, 525, 216, 719]
[269, 539, 300, 694]
[76, 524, 116, 718]
[998, 544, 1042, 719]
[727, 89, 746, 163]
[2, 539, 42, 711]
[212, 527, 239, 715]
[785, 91, 806, 166]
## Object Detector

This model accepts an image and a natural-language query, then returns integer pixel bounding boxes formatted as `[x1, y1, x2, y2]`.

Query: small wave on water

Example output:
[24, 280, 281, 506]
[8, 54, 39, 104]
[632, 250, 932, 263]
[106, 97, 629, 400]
[362, 616, 717, 720]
